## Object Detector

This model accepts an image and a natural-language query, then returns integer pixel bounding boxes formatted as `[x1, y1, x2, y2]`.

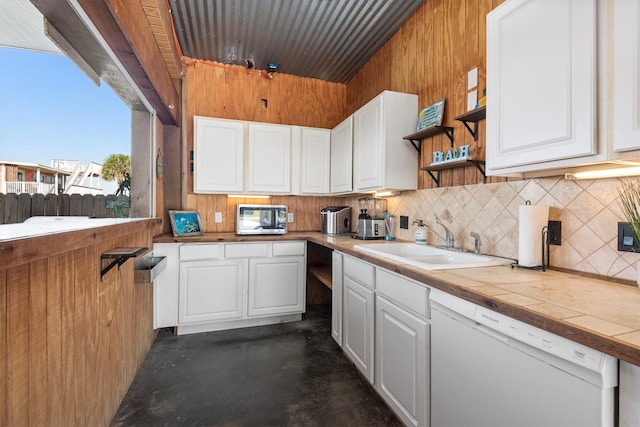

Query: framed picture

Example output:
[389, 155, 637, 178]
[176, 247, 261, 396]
[169, 210, 204, 237]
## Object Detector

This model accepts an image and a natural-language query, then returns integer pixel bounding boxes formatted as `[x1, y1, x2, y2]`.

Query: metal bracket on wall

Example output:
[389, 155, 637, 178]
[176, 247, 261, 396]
[100, 247, 148, 281]
[454, 106, 486, 142]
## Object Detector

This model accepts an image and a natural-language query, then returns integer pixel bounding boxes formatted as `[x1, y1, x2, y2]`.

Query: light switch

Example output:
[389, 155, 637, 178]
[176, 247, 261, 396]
[288, 213, 294, 223]
[214, 212, 223, 223]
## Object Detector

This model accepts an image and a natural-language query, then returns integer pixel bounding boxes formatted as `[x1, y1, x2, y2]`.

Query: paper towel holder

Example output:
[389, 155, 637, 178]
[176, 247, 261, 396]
[511, 225, 550, 271]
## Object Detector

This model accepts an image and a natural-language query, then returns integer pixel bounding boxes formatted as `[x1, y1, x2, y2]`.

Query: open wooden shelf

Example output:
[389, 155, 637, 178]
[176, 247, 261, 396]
[403, 125, 455, 152]
[455, 106, 486, 141]
[421, 159, 486, 187]
[308, 265, 332, 289]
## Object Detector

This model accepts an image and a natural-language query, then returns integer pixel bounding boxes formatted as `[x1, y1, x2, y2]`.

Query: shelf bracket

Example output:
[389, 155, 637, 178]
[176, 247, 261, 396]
[460, 120, 478, 141]
[100, 247, 148, 281]
[426, 170, 440, 187]
[443, 128, 454, 147]
[408, 139, 421, 153]
[474, 162, 487, 184]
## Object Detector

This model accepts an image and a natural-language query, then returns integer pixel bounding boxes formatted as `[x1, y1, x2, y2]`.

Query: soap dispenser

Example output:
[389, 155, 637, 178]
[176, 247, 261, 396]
[413, 219, 427, 244]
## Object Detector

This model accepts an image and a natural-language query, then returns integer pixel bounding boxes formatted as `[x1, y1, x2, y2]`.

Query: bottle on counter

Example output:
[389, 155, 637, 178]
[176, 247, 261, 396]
[413, 219, 427, 244]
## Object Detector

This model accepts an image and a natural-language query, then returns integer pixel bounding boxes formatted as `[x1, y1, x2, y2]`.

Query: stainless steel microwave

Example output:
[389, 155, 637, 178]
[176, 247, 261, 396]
[236, 204, 288, 235]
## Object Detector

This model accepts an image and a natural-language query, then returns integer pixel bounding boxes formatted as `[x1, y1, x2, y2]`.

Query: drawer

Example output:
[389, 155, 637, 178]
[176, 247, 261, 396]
[376, 268, 430, 319]
[343, 254, 375, 289]
[224, 243, 269, 258]
[179, 244, 219, 261]
[273, 241, 305, 256]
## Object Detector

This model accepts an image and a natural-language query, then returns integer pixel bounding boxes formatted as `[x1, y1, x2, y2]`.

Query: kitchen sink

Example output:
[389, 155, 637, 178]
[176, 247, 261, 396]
[353, 242, 513, 270]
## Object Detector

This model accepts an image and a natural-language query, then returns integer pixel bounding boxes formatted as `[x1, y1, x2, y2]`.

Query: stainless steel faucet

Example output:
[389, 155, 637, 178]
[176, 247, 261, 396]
[435, 218, 455, 249]
[470, 231, 482, 254]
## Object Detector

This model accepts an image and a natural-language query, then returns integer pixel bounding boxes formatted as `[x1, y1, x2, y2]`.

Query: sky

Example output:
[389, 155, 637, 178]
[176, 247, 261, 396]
[0, 47, 131, 169]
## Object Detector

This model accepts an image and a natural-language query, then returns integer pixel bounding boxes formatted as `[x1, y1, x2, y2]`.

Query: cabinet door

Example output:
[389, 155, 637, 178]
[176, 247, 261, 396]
[194, 117, 244, 193]
[247, 123, 291, 193]
[486, 0, 597, 172]
[376, 295, 429, 427]
[613, 0, 640, 152]
[300, 128, 331, 194]
[353, 95, 384, 190]
[153, 243, 180, 329]
[330, 116, 353, 193]
[248, 256, 305, 317]
[343, 276, 375, 383]
[179, 259, 247, 324]
[331, 251, 343, 346]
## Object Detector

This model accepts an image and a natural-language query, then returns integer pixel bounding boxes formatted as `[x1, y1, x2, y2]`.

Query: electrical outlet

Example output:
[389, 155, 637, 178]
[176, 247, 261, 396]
[214, 212, 223, 223]
[400, 216, 409, 229]
[618, 222, 640, 252]
[548, 221, 561, 245]
[287, 212, 294, 223]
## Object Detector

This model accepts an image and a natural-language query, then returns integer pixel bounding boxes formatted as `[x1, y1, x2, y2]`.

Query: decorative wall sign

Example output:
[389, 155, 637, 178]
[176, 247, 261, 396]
[431, 144, 471, 165]
[416, 98, 445, 131]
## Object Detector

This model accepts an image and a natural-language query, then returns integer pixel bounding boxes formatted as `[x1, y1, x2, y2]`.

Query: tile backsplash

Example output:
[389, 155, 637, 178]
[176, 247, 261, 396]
[349, 177, 640, 282]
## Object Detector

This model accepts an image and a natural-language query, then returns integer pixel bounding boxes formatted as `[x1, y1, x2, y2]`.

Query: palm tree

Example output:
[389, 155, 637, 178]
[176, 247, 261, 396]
[102, 154, 131, 195]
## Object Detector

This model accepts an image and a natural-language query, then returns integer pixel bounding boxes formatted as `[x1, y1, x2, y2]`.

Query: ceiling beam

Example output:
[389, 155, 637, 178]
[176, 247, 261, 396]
[78, 0, 180, 125]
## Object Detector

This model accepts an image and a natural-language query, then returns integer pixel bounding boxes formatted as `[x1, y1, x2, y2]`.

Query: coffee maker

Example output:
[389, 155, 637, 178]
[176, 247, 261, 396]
[353, 197, 387, 240]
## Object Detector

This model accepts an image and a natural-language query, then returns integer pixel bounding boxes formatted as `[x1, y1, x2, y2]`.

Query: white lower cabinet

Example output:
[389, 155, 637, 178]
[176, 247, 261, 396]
[331, 251, 343, 346]
[179, 259, 247, 323]
[343, 276, 375, 383]
[153, 241, 306, 334]
[375, 296, 428, 427]
[375, 268, 430, 427]
[335, 253, 430, 426]
[248, 256, 305, 316]
[152, 243, 180, 329]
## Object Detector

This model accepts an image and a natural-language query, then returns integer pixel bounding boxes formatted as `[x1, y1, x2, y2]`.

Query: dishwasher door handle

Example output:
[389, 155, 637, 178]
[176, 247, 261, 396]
[476, 324, 509, 343]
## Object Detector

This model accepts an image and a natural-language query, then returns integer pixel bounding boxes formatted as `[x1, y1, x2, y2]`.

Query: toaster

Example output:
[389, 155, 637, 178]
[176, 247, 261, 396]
[321, 206, 351, 235]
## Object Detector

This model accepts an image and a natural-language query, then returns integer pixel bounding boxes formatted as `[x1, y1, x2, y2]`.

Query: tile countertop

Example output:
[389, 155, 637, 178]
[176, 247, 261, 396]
[154, 231, 640, 366]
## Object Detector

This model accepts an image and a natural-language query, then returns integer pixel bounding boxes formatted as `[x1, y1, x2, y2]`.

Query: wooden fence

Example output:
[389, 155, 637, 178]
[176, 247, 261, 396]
[0, 193, 131, 224]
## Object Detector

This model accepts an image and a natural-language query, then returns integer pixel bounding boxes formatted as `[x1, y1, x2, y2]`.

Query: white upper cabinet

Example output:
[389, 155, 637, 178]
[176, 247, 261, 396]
[353, 91, 419, 191]
[247, 123, 291, 193]
[612, 0, 640, 152]
[194, 117, 244, 193]
[330, 116, 353, 194]
[292, 126, 331, 195]
[486, 0, 597, 175]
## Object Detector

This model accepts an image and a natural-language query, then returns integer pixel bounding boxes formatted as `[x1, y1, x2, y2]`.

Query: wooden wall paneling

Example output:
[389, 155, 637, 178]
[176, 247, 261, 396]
[185, 64, 195, 195]
[6, 264, 29, 426]
[48, 253, 69, 425]
[70, 248, 86, 425]
[416, 5, 430, 189]
[0, 269, 6, 426]
[28, 259, 48, 426]
[430, 0, 447, 188]
[222, 66, 244, 120]
[203, 62, 217, 117]
[450, 0, 467, 187]
[194, 62, 208, 119]
[96, 237, 117, 423]
[81, 244, 98, 426]
[255, 70, 274, 123]
[464, 0, 481, 184]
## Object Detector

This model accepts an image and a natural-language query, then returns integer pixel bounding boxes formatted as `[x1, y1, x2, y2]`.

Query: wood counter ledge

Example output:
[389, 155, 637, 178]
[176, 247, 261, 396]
[156, 231, 640, 366]
[1, 218, 161, 267]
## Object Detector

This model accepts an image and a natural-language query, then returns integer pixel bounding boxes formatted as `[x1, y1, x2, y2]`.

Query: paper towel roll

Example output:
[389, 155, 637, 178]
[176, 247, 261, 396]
[518, 204, 549, 267]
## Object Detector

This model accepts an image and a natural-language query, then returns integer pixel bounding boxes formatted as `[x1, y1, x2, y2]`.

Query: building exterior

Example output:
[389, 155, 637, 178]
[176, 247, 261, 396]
[0, 160, 103, 195]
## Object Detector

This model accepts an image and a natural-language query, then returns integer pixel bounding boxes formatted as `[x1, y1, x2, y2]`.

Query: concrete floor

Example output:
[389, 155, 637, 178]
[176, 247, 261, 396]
[111, 305, 402, 426]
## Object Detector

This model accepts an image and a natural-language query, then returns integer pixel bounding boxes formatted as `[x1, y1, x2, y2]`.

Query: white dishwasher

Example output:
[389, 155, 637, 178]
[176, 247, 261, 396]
[430, 289, 618, 427]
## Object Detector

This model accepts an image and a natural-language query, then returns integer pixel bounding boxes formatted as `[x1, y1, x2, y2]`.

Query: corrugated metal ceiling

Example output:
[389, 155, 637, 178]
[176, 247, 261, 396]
[169, 0, 425, 83]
